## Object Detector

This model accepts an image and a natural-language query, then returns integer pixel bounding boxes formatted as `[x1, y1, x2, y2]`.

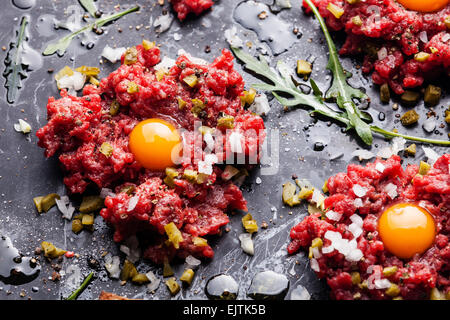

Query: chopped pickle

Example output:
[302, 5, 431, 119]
[33, 196, 44, 213]
[193, 236, 208, 247]
[382, 266, 398, 277]
[165, 277, 180, 295]
[419, 161, 431, 175]
[445, 109, 450, 124]
[183, 74, 198, 87]
[221, 165, 240, 181]
[351, 15, 363, 27]
[79, 195, 104, 213]
[196, 173, 210, 184]
[180, 269, 195, 285]
[242, 213, 258, 234]
[177, 97, 187, 110]
[430, 288, 445, 300]
[41, 241, 66, 259]
[414, 52, 430, 62]
[311, 238, 323, 249]
[429, 46, 438, 54]
[72, 219, 83, 234]
[240, 88, 257, 106]
[322, 180, 328, 193]
[446, 15, 450, 28]
[119, 185, 135, 195]
[217, 115, 235, 129]
[142, 39, 155, 50]
[89, 76, 100, 86]
[164, 167, 179, 188]
[282, 182, 300, 207]
[296, 59, 312, 76]
[327, 3, 345, 19]
[54, 66, 74, 81]
[120, 260, 138, 281]
[392, 296, 403, 300]
[400, 91, 420, 106]
[124, 46, 138, 65]
[380, 83, 390, 103]
[400, 110, 419, 126]
[198, 125, 215, 135]
[347, 0, 361, 4]
[127, 81, 139, 94]
[99, 142, 114, 157]
[424, 84, 441, 107]
[351, 272, 361, 285]
[75, 66, 100, 77]
[308, 203, 323, 215]
[155, 69, 165, 81]
[183, 169, 198, 183]
[163, 261, 174, 277]
[191, 98, 205, 116]
[164, 222, 184, 249]
[404, 144, 416, 156]
[298, 187, 314, 200]
[41, 193, 61, 213]
[109, 100, 120, 116]
[386, 284, 401, 297]
[131, 273, 150, 284]
[81, 213, 94, 226]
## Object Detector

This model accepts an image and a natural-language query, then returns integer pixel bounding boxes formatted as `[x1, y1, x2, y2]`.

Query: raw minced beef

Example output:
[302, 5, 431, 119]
[303, 0, 450, 94]
[36, 43, 265, 264]
[288, 154, 450, 300]
[170, 0, 214, 21]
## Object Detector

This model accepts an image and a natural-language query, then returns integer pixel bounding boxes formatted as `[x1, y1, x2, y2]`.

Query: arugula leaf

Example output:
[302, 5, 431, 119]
[43, 5, 140, 56]
[3, 16, 28, 104]
[231, 47, 351, 127]
[304, 0, 373, 145]
[79, 0, 98, 17]
[230, 47, 450, 146]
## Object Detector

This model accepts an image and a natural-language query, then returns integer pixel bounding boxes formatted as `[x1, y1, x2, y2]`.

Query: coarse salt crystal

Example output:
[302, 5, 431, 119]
[321, 245, 334, 254]
[350, 214, 364, 227]
[353, 198, 363, 208]
[385, 183, 398, 200]
[348, 223, 363, 239]
[346, 249, 363, 262]
[325, 210, 342, 222]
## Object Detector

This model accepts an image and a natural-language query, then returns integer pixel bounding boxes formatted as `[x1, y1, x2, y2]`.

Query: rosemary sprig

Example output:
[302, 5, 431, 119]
[3, 16, 28, 104]
[65, 272, 94, 300]
[43, 5, 140, 56]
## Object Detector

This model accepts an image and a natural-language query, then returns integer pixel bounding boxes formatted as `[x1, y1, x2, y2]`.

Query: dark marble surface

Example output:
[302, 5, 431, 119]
[0, 0, 447, 300]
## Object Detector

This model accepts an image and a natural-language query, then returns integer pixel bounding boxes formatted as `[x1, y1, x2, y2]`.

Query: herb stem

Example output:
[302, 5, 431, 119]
[370, 126, 450, 146]
[65, 272, 94, 300]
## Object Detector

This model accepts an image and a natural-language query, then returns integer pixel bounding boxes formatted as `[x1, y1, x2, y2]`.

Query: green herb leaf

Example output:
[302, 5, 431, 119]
[43, 5, 140, 56]
[65, 272, 94, 300]
[304, 0, 373, 145]
[231, 46, 350, 127]
[79, 0, 97, 17]
[3, 16, 28, 104]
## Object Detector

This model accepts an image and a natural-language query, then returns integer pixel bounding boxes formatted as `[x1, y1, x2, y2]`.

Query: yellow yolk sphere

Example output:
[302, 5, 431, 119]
[129, 118, 181, 171]
[378, 203, 436, 259]
[397, 0, 449, 13]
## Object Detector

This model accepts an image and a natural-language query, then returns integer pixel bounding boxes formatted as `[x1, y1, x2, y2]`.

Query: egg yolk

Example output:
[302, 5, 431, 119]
[378, 203, 436, 259]
[129, 118, 182, 171]
[397, 0, 448, 13]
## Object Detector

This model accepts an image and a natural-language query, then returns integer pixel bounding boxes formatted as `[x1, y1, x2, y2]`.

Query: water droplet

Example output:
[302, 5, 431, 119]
[247, 270, 289, 300]
[12, 0, 36, 10]
[205, 274, 239, 300]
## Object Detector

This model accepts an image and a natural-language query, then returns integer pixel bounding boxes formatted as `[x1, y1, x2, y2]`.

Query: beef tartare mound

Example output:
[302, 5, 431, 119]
[303, 0, 450, 94]
[288, 154, 450, 300]
[170, 0, 214, 21]
[36, 41, 265, 264]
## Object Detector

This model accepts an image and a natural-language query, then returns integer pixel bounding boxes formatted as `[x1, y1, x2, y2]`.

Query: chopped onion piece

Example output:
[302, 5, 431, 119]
[104, 254, 121, 279]
[374, 278, 391, 289]
[353, 198, 363, 208]
[146, 271, 161, 292]
[154, 13, 173, 33]
[352, 184, 368, 197]
[185, 255, 201, 269]
[321, 245, 334, 254]
[127, 196, 139, 212]
[325, 210, 342, 221]
[154, 56, 176, 72]
[14, 119, 32, 134]
[239, 233, 254, 255]
[346, 249, 363, 262]
[224, 26, 244, 48]
[101, 45, 126, 63]
[229, 131, 243, 153]
[422, 147, 439, 165]
[377, 47, 387, 60]
[249, 93, 271, 116]
[351, 149, 375, 161]
[100, 188, 115, 199]
[290, 285, 311, 300]
[350, 214, 364, 227]
[422, 117, 436, 133]
[384, 183, 398, 200]
[348, 223, 363, 239]
[310, 258, 320, 272]
[375, 162, 386, 173]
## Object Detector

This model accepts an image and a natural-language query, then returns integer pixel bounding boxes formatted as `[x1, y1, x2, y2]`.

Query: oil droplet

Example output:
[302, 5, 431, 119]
[247, 270, 289, 300]
[12, 0, 36, 10]
[0, 234, 40, 285]
[205, 274, 239, 300]
[234, 0, 297, 55]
